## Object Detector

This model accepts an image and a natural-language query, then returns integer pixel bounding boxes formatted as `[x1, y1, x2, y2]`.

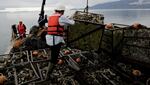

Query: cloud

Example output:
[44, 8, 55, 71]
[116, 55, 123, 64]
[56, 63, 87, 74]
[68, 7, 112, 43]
[89, 0, 120, 6]
[46, 0, 120, 8]
[0, 0, 41, 9]
[0, 0, 120, 9]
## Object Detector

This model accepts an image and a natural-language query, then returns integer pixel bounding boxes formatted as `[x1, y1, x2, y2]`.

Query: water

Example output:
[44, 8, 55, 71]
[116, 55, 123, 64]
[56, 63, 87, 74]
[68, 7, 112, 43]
[0, 9, 150, 54]
[0, 11, 40, 54]
[90, 9, 150, 26]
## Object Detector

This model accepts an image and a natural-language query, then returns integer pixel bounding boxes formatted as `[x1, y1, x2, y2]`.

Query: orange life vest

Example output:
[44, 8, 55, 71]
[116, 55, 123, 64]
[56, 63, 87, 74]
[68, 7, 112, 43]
[17, 23, 25, 35]
[47, 13, 64, 35]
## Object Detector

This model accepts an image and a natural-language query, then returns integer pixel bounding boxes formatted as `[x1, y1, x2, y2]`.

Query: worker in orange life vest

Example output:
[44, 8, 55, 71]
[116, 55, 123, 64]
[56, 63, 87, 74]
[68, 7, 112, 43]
[17, 21, 26, 38]
[46, 5, 75, 79]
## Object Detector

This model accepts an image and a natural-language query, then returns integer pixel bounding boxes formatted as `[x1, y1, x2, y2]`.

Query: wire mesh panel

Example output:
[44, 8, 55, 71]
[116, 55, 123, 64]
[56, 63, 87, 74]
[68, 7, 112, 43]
[30, 49, 50, 81]
[30, 48, 50, 61]
[73, 11, 104, 24]
[68, 23, 104, 51]
[122, 27, 150, 66]
[0, 51, 30, 71]
[0, 54, 11, 71]
[12, 62, 40, 85]
[12, 51, 30, 64]
[98, 26, 124, 56]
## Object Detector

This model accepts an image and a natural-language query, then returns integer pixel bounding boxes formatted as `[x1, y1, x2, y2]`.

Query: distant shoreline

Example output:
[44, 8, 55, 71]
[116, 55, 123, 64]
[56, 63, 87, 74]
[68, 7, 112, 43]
[71, 8, 150, 12]
[89, 8, 150, 11]
[1, 8, 150, 13]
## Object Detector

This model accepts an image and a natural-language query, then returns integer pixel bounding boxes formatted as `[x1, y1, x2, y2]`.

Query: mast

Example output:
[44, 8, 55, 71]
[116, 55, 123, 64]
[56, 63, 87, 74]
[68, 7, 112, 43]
[38, 0, 47, 27]
[84, 0, 89, 13]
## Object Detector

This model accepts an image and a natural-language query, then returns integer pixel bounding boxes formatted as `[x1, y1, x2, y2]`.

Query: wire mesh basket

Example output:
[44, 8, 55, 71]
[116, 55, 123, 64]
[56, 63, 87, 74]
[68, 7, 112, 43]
[122, 27, 150, 66]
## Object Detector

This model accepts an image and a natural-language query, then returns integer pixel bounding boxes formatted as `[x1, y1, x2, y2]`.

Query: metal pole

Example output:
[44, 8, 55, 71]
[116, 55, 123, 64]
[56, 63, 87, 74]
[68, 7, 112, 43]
[86, 0, 89, 13]
[84, 0, 89, 13]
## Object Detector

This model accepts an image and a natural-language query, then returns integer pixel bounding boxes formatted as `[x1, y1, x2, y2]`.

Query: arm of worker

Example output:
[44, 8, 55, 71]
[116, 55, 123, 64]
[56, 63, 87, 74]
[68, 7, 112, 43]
[23, 24, 27, 31]
[23, 24, 26, 30]
[59, 15, 75, 25]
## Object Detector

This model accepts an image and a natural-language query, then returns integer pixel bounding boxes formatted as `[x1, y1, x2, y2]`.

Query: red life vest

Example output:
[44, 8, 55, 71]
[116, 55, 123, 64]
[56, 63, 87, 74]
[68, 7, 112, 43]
[17, 23, 25, 35]
[47, 13, 64, 35]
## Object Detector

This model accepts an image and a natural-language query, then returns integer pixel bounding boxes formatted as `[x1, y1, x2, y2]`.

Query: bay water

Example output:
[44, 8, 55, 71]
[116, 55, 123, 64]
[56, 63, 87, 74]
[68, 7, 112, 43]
[0, 9, 150, 54]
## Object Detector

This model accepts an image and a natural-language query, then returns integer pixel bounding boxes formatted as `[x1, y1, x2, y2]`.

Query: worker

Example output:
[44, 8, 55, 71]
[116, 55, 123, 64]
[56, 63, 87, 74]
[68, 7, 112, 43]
[17, 21, 26, 38]
[46, 5, 75, 80]
[11, 24, 18, 39]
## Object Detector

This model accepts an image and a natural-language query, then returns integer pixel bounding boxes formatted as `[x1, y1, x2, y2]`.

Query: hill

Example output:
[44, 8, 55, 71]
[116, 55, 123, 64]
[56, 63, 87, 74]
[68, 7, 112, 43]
[91, 0, 150, 9]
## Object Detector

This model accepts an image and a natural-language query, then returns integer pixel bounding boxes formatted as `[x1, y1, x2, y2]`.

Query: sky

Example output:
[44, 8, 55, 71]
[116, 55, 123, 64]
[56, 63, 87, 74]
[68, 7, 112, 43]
[0, 0, 119, 9]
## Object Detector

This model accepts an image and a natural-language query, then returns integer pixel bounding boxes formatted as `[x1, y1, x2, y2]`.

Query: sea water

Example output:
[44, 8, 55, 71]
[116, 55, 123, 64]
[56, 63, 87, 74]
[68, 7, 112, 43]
[0, 9, 150, 54]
